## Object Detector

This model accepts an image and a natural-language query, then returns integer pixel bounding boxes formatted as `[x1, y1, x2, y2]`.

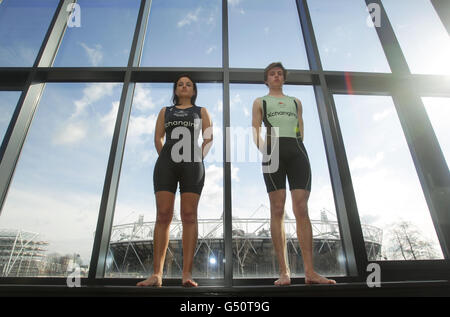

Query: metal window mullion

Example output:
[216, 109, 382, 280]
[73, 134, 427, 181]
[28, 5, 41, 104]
[390, 85, 450, 259]
[431, 0, 450, 35]
[88, 0, 151, 281]
[36, 0, 77, 68]
[0, 0, 74, 214]
[296, 0, 368, 278]
[0, 80, 45, 216]
[364, 0, 410, 74]
[222, 0, 233, 287]
[366, 0, 450, 259]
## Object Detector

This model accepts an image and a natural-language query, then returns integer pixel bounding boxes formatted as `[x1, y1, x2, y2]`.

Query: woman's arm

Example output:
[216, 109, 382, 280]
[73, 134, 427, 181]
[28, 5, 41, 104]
[154, 107, 166, 155]
[201, 107, 213, 158]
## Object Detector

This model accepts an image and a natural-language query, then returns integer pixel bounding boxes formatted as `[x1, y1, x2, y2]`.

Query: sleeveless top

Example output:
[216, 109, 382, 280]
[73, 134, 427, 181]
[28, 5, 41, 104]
[260, 95, 301, 139]
[163, 105, 203, 162]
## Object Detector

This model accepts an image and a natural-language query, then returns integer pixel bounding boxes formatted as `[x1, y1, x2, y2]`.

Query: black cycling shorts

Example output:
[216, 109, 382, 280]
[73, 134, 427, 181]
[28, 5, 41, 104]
[262, 137, 311, 193]
[153, 144, 205, 195]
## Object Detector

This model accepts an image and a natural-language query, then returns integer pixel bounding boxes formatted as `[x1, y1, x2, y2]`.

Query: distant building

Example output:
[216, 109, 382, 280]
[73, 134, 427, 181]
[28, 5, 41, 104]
[0, 229, 48, 277]
[106, 213, 382, 278]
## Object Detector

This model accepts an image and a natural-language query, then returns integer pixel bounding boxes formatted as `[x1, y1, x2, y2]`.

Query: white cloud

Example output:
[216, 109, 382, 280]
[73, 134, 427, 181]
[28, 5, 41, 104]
[373, 108, 393, 122]
[0, 187, 100, 263]
[100, 101, 120, 137]
[350, 152, 384, 171]
[53, 121, 87, 145]
[71, 83, 118, 119]
[128, 113, 157, 140]
[231, 93, 242, 109]
[0, 43, 35, 66]
[177, 7, 201, 28]
[228, 0, 245, 14]
[79, 42, 103, 66]
[228, 0, 242, 6]
[206, 46, 216, 55]
[216, 99, 223, 112]
[133, 85, 156, 111]
[53, 83, 119, 145]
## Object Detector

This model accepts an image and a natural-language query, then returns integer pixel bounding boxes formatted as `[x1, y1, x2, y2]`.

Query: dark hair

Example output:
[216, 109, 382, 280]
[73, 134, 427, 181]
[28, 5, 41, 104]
[264, 62, 287, 85]
[172, 73, 197, 106]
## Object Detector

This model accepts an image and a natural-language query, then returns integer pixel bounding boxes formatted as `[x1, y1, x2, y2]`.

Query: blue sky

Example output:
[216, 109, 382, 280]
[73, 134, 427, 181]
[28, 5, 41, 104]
[0, 0, 448, 268]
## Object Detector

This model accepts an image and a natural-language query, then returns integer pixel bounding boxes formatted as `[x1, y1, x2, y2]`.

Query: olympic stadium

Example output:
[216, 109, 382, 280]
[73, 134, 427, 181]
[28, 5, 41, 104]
[0, 229, 48, 277]
[106, 209, 382, 278]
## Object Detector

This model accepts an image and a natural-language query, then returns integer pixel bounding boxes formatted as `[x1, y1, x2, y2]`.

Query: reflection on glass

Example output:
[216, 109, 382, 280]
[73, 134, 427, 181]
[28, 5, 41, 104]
[141, 0, 222, 67]
[230, 84, 346, 278]
[307, 0, 390, 72]
[0, 83, 122, 277]
[334, 95, 443, 260]
[382, 0, 450, 75]
[0, 91, 21, 143]
[422, 97, 450, 168]
[53, 0, 140, 67]
[228, 0, 308, 69]
[106, 83, 224, 279]
[0, 0, 59, 66]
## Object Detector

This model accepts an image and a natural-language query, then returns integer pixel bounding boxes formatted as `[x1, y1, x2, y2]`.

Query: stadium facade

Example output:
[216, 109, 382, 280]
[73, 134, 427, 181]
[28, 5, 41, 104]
[106, 212, 382, 278]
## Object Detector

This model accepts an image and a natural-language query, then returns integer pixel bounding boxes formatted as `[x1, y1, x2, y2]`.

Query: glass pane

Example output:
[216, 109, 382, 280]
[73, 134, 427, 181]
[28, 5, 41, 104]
[422, 97, 450, 168]
[106, 83, 224, 280]
[307, 0, 391, 72]
[230, 84, 346, 278]
[0, 91, 21, 143]
[141, 0, 222, 67]
[334, 95, 444, 260]
[228, 0, 308, 69]
[0, 83, 122, 277]
[382, 0, 450, 75]
[53, 0, 140, 67]
[0, 0, 59, 66]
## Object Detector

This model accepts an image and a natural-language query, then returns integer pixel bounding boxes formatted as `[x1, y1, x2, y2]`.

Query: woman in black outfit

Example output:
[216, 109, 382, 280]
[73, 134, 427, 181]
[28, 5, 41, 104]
[137, 74, 213, 287]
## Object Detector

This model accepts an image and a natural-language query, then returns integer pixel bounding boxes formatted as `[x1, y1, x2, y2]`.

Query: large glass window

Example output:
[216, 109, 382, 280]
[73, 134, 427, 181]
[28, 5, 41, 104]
[140, 0, 222, 67]
[53, 0, 141, 67]
[0, 91, 21, 144]
[307, 0, 391, 73]
[228, 0, 308, 69]
[0, 83, 122, 277]
[334, 95, 443, 260]
[106, 83, 224, 279]
[382, 0, 450, 75]
[230, 84, 346, 278]
[422, 97, 450, 168]
[0, 0, 59, 66]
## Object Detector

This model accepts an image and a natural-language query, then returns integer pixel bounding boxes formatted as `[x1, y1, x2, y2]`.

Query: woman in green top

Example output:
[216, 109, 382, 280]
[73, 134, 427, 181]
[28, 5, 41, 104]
[252, 62, 336, 285]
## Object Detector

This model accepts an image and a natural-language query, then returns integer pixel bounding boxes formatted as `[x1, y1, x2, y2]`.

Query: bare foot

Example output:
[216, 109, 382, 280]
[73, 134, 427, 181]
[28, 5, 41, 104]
[182, 273, 198, 287]
[274, 273, 291, 286]
[305, 272, 336, 285]
[136, 274, 162, 287]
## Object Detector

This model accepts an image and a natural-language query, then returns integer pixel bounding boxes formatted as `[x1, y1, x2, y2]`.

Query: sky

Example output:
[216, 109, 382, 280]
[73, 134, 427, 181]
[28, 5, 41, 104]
[0, 0, 449, 274]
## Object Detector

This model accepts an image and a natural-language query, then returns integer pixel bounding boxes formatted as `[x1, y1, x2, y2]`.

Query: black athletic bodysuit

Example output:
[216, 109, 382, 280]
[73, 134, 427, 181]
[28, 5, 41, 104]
[153, 105, 205, 194]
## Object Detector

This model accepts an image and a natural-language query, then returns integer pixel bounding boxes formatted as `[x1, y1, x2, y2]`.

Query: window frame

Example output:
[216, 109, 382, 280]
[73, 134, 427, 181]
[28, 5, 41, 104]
[0, 0, 448, 287]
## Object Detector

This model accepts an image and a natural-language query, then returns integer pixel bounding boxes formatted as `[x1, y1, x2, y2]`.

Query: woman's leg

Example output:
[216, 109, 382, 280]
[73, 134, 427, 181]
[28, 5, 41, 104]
[180, 192, 201, 287]
[137, 191, 175, 287]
